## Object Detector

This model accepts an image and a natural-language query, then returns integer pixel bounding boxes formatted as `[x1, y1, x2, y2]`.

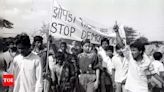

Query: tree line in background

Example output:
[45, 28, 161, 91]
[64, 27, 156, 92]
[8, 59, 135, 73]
[1, 19, 163, 46]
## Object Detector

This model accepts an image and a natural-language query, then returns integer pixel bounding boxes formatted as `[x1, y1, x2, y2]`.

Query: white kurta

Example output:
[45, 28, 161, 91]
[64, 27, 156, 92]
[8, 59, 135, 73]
[12, 52, 43, 92]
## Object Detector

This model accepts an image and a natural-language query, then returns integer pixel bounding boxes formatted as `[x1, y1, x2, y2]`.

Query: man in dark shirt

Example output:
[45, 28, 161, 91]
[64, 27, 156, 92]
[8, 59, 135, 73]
[59, 41, 71, 60]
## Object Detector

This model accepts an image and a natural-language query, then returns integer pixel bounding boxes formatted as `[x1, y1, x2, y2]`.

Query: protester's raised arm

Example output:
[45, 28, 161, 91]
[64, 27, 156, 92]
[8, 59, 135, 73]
[113, 22, 125, 48]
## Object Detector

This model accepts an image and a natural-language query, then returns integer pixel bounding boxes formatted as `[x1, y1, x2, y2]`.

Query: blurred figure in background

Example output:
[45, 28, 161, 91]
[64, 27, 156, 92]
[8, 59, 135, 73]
[2, 37, 17, 72]
[0, 38, 9, 92]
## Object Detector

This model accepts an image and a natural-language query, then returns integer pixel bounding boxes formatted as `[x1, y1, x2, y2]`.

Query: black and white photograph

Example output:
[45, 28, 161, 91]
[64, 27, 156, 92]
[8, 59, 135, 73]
[0, 0, 164, 92]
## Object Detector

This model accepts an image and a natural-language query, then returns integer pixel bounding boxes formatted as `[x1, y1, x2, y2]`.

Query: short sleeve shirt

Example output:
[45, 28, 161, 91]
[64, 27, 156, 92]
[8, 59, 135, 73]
[151, 60, 164, 75]
[123, 46, 155, 92]
[112, 54, 128, 83]
[78, 53, 99, 73]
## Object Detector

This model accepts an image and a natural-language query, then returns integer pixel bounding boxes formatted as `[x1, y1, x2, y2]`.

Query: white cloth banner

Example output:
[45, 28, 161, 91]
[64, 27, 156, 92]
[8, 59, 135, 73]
[50, 1, 126, 44]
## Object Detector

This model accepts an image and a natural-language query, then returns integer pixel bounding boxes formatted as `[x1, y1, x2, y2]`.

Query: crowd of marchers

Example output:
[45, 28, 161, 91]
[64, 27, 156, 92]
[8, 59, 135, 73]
[0, 24, 164, 92]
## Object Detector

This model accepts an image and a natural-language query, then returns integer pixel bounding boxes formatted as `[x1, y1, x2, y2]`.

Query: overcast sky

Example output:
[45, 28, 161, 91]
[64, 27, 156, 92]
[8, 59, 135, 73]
[0, 0, 164, 41]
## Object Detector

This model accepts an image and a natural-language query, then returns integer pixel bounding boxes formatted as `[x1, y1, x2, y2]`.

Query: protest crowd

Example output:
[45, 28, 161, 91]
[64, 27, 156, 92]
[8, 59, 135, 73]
[0, 18, 164, 92]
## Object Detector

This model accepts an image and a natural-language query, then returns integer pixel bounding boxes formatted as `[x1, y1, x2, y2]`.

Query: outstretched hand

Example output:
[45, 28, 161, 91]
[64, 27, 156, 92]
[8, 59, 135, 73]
[113, 21, 119, 32]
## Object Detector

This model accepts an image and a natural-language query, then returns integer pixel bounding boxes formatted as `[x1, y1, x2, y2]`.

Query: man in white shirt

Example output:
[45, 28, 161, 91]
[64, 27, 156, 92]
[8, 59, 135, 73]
[152, 52, 164, 76]
[112, 44, 128, 92]
[12, 33, 43, 92]
[113, 23, 164, 92]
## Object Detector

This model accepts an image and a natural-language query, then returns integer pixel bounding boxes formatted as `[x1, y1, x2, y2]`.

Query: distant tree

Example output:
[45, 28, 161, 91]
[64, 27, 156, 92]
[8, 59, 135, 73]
[149, 41, 163, 45]
[124, 26, 138, 45]
[39, 23, 49, 36]
[0, 18, 13, 29]
[136, 36, 149, 45]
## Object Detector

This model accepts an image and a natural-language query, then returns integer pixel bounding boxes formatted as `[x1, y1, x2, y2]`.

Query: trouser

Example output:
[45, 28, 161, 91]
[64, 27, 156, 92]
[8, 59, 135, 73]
[115, 82, 126, 92]
[99, 71, 113, 92]
[78, 74, 96, 92]
[43, 79, 51, 92]
[100, 84, 113, 92]
[152, 87, 162, 92]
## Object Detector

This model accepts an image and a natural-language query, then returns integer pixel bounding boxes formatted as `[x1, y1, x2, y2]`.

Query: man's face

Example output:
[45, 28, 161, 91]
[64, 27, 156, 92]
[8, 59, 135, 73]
[116, 49, 124, 57]
[83, 43, 91, 53]
[71, 57, 76, 63]
[131, 47, 141, 60]
[71, 48, 77, 55]
[106, 50, 113, 58]
[72, 41, 77, 47]
[17, 44, 30, 56]
[9, 43, 15, 49]
[34, 41, 42, 48]
[56, 59, 63, 65]
[60, 44, 67, 52]
[9, 43, 17, 52]
[102, 41, 108, 50]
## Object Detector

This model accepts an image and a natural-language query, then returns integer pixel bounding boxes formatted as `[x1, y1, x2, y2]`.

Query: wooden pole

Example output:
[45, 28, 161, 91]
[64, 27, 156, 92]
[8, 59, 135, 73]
[43, 0, 54, 91]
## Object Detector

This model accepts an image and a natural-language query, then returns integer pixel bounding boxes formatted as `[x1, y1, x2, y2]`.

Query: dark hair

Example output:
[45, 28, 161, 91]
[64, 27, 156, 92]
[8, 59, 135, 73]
[115, 44, 122, 51]
[33, 36, 43, 43]
[55, 51, 65, 61]
[153, 52, 163, 60]
[71, 47, 76, 50]
[60, 41, 67, 47]
[106, 45, 114, 53]
[15, 33, 31, 48]
[0, 39, 3, 52]
[69, 54, 78, 61]
[101, 38, 109, 45]
[6, 37, 15, 46]
[92, 47, 98, 54]
[81, 39, 90, 46]
[50, 43, 57, 54]
[130, 40, 145, 55]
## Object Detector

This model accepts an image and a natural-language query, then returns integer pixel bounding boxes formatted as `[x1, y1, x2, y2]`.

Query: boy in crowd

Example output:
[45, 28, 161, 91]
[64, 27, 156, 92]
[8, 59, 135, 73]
[2, 37, 17, 72]
[78, 39, 100, 92]
[112, 44, 128, 92]
[12, 33, 43, 92]
[151, 52, 164, 92]
[2, 37, 18, 92]
[52, 52, 76, 92]
[113, 23, 164, 92]
[98, 38, 114, 92]
[32, 36, 47, 73]
[59, 42, 71, 60]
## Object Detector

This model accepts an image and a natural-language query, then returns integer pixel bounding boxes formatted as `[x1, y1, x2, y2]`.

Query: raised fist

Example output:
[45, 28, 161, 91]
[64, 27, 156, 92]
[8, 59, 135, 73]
[113, 21, 119, 32]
